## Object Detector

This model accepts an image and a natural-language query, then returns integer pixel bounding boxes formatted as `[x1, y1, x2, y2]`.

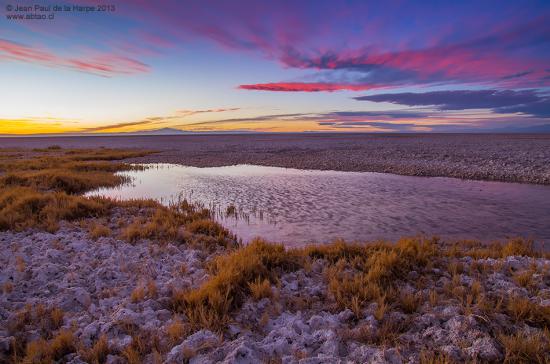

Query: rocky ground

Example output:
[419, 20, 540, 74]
[1, 206, 549, 363]
[1, 133, 549, 184]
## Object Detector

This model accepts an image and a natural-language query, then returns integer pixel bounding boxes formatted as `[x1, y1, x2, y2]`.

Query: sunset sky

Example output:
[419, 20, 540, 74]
[1, 0, 549, 134]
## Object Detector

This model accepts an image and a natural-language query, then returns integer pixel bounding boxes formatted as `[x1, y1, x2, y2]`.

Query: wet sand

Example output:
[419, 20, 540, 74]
[1, 133, 549, 184]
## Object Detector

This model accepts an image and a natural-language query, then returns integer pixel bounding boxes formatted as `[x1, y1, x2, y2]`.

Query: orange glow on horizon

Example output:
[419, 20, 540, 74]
[0, 115, 475, 135]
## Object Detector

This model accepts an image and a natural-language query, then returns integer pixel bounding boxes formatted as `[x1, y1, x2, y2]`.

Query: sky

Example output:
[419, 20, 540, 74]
[0, 0, 549, 134]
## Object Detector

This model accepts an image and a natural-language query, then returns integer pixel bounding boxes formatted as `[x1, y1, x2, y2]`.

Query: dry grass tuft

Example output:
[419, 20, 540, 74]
[0, 148, 153, 232]
[147, 279, 158, 298]
[506, 295, 550, 327]
[2, 281, 14, 294]
[399, 290, 423, 314]
[89, 222, 111, 240]
[0, 169, 127, 194]
[0, 187, 109, 232]
[513, 269, 536, 290]
[15, 256, 26, 272]
[131, 286, 147, 303]
[7, 304, 65, 340]
[346, 315, 410, 346]
[374, 295, 388, 321]
[80, 335, 110, 364]
[22, 330, 76, 363]
[172, 239, 301, 331]
[447, 238, 541, 259]
[321, 237, 437, 311]
[121, 202, 235, 248]
[419, 350, 454, 364]
[130, 280, 158, 303]
[499, 331, 550, 364]
[166, 319, 188, 346]
[248, 277, 273, 300]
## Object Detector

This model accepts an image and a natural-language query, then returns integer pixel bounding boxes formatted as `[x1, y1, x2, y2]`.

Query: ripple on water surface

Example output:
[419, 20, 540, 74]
[87, 164, 550, 246]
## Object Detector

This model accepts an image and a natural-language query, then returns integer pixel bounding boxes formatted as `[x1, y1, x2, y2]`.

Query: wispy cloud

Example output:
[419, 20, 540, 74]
[81, 108, 242, 132]
[176, 113, 306, 127]
[0, 38, 149, 76]
[177, 108, 240, 116]
[81, 120, 157, 132]
[238, 82, 381, 92]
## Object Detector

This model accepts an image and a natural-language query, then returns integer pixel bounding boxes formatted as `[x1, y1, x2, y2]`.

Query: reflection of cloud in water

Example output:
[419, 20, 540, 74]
[87, 164, 550, 246]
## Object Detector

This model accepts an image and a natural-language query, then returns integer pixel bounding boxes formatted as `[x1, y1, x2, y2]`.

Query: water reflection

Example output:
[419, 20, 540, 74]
[87, 164, 550, 246]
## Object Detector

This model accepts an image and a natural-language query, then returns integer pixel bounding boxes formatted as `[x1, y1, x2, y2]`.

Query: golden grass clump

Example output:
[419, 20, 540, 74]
[322, 237, 437, 311]
[131, 286, 147, 303]
[119, 331, 161, 364]
[121, 202, 235, 247]
[0, 148, 150, 181]
[419, 350, 454, 364]
[7, 304, 65, 339]
[130, 280, 158, 303]
[22, 330, 76, 364]
[88, 222, 111, 240]
[186, 218, 228, 237]
[172, 239, 301, 331]
[446, 238, 541, 259]
[248, 277, 273, 300]
[166, 319, 188, 346]
[79, 335, 110, 364]
[0, 147, 154, 232]
[398, 290, 423, 314]
[2, 281, 14, 294]
[303, 239, 371, 263]
[505, 295, 550, 327]
[346, 315, 410, 346]
[374, 295, 388, 321]
[15, 256, 26, 272]
[499, 331, 550, 364]
[0, 169, 128, 194]
[0, 187, 109, 232]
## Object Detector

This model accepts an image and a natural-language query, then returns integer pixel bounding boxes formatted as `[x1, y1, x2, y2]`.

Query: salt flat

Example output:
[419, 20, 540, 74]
[2, 133, 549, 184]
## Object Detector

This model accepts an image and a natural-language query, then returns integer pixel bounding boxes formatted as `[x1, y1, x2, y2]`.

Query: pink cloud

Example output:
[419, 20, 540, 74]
[238, 82, 381, 92]
[177, 108, 241, 116]
[0, 38, 149, 76]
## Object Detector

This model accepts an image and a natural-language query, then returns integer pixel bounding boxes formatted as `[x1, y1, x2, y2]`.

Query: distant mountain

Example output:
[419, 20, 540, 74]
[120, 128, 258, 135]
[123, 127, 188, 135]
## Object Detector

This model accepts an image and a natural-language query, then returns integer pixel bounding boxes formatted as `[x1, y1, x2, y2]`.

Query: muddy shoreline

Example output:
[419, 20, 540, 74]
[1, 133, 549, 185]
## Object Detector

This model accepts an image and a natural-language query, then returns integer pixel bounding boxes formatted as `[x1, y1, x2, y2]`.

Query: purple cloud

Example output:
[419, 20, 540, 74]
[355, 90, 550, 118]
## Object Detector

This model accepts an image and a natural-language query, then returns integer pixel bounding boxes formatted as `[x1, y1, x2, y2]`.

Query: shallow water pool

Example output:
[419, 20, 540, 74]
[87, 164, 550, 246]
